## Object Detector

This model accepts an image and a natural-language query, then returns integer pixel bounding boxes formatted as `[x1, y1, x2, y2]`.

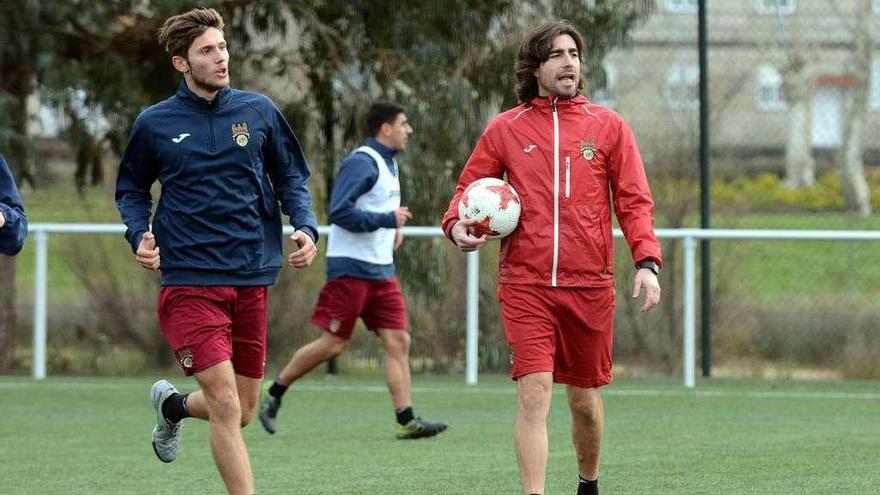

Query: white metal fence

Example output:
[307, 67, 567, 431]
[24, 224, 880, 386]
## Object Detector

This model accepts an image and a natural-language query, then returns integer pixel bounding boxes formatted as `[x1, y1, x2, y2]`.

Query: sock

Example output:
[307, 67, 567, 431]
[577, 476, 598, 495]
[268, 378, 288, 401]
[395, 406, 414, 425]
[161, 393, 190, 424]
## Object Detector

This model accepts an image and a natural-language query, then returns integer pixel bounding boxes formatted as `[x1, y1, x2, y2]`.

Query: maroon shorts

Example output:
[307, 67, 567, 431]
[310, 277, 407, 339]
[497, 283, 615, 389]
[157, 286, 268, 379]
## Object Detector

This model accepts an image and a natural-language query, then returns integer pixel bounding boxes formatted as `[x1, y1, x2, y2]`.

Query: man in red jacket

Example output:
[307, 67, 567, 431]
[442, 20, 662, 495]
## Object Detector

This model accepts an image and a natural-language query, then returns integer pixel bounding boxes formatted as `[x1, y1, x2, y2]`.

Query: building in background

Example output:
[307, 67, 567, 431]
[599, 0, 880, 172]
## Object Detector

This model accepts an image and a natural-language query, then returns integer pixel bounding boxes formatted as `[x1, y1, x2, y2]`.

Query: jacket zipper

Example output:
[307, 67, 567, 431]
[565, 156, 571, 199]
[209, 109, 216, 152]
[551, 98, 560, 287]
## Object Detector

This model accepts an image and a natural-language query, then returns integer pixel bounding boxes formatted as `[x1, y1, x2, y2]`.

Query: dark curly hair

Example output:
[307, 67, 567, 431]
[514, 20, 585, 103]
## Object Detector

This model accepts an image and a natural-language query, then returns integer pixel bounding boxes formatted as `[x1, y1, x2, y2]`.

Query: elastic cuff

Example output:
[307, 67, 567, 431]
[0, 204, 11, 232]
[382, 211, 398, 229]
[442, 217, 459, 244]
[129, 230, 146, 253]
[298, 225, 319, 244]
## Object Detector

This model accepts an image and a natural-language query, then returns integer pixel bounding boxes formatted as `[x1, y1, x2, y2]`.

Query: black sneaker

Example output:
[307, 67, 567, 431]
[396, 417, 448, 439]
[258, 392, 281, 435]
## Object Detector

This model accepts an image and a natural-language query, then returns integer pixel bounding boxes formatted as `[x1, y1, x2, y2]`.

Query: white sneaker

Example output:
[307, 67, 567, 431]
[149, 379, 182, 463]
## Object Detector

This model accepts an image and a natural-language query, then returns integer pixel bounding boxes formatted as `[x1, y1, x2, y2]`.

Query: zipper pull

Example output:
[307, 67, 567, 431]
[551, 97, 557, 112]
[565, 156, 571, 198]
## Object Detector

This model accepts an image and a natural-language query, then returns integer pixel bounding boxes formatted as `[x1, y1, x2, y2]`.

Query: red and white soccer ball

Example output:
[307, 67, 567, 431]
[458, 178, 522, 239]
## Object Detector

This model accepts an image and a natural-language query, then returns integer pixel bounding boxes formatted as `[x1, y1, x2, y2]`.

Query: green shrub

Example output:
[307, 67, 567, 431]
[710, 169, 880, 213]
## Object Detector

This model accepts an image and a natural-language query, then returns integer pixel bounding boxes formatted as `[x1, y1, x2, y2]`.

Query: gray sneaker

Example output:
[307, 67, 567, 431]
[149, 379, 182, 463]
[258, 392, 281, 435]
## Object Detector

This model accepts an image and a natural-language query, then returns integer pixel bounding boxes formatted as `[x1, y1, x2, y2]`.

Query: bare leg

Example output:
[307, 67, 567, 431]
[182, 389, 210, 420]
[515, 372, 553, 495]
[184, 375, 260, 426]
[192, 360, 254, 495]
[377, 329, 411, 409]
[277, 331, 348, 385]
[567, 386, 604, 481]
[235, 375, 261, 427]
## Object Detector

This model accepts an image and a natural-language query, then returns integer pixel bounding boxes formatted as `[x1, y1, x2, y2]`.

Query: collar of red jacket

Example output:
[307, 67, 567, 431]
[527, 93, 589, 111]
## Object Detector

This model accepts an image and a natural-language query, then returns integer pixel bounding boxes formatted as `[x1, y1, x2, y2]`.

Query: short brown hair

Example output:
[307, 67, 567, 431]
[514, 20, 585, 103]
[157, 8, 225, 58]
[365, 102, 406, 138]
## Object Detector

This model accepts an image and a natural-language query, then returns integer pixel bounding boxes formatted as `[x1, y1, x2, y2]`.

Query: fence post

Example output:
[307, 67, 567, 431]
[465, 250, 479, 385]
[683, 235, 697, 388]
[33, 230, 48, 380]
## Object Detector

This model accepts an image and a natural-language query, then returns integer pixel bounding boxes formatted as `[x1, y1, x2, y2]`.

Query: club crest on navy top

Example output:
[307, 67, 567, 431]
[232, 122, 250, 147]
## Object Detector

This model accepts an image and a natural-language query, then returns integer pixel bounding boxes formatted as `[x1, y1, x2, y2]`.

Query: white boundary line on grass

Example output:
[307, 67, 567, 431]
[1, 380, 878, 400]
[294, 384, 880, 401]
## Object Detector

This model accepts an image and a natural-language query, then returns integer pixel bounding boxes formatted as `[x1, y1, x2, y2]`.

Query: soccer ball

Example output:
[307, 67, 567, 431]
[458, 178, 521, 239]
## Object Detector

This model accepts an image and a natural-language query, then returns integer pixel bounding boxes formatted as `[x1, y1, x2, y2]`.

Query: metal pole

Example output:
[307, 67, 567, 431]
[33, 230, 48, 380]
[465, 250, 479, 385]
[323, 94, 338, 376]
[683, 236, 697, 388]
[698, 0, 713, 377]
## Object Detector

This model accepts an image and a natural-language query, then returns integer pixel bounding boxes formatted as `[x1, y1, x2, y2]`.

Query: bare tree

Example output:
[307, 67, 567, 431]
[776, 6, 816, 188]
[838, 0, 872, 216]
[781, 52, 816, 188]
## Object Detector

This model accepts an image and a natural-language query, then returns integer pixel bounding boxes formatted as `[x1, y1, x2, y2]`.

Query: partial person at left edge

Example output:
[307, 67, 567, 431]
[0, 154, 28, 256]
[115, 7, 319, 495]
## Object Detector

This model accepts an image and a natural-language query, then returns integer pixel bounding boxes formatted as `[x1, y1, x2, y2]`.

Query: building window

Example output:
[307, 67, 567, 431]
[756, 65, 787, 111]
[756, 0, 796, 15]
[666, 63, 699, 109]
[872, 61, 880, 109]
[666, 0, 697, 13]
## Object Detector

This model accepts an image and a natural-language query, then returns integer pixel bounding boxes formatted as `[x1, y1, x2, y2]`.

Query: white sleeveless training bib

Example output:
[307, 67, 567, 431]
[326, 146, 401, 265]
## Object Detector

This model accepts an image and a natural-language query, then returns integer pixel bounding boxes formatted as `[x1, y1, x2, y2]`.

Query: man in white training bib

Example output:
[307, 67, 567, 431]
[259, 102, 448, 440]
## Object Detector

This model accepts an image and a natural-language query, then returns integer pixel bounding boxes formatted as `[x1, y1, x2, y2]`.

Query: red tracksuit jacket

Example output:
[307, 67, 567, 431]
[442, 94, 662, 288]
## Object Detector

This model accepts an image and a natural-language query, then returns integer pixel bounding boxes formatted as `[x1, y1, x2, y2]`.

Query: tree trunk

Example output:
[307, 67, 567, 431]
[0, 76, 35, 372]
[0, 124, 22, 372]
[782, 59, 815, 188]
[784, 96, 815, 188]
[841, 104, 870, 216]
[779, 8, 815, 190]
[839, 0, 872, 216]
[0, 257, 15, 371]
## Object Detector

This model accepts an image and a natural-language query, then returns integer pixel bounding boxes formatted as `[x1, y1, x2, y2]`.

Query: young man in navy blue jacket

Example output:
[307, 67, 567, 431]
[0, 154, 27, 256]
[258, 102, 447, 440]
[114, 8, 318, 495]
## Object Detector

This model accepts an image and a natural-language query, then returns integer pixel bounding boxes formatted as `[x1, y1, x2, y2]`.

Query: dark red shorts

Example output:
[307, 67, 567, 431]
[497, 283, 615, 388]
[157, 286, 268, 379]
[310, 277, 407, 339]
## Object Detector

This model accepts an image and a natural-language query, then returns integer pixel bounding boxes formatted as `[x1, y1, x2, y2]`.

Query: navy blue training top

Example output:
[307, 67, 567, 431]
[0, 154, 27, 256]
[115, 82, 319, 286]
